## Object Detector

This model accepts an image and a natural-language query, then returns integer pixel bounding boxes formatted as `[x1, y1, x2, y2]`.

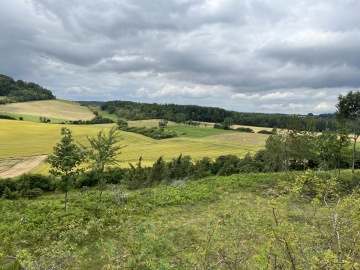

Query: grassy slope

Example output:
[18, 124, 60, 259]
[0, 100, 94, 122]
[1, 172, 357, 269]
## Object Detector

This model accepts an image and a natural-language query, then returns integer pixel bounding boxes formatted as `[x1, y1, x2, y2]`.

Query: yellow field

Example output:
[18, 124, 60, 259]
[0, 100, 94, 121]
[0, 119, 268, 174]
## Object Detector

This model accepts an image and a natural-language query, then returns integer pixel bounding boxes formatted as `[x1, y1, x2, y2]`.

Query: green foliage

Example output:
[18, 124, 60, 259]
[0, 114, 16, 120]
[236, 127, 254, 133]
[0, 74, 55, 103]
[101, 100, 337, 131]
[0, 178, 17, 198]
[1, 171, 360, 268]
[119, 125, 177, 139]
[261, 127, 351, 172]
[212, 154, 241, 176]
[257, 129, 273, 134]
[86, 127, 124, 198]
[124, 157, 151, 190]
[336, 90, 360, 172]
[71, 115, 114, 125]
[45, 127, 86, 210]
[39, 116, 51, 123]
[158, 119, 168, 128]
[17, 174, 54, 199]
[117, 118, 128, 127]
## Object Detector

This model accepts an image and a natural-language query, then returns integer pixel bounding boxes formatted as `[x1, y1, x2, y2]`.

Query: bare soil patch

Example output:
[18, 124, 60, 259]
[0, 155, 47, 179]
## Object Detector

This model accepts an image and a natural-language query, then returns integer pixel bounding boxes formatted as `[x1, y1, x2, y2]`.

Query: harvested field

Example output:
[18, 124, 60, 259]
[0, 100, 94, 121]
[0, 155, 47, 178]
[205, 132, 268, 146]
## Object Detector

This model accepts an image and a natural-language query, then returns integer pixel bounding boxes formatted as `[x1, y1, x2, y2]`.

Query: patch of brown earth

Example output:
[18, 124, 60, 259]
[0, 155, 47, 179]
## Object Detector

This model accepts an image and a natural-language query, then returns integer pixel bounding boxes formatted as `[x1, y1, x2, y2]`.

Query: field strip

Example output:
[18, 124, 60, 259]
[0, 100, 94, 120]
[0, 155, 47, 179]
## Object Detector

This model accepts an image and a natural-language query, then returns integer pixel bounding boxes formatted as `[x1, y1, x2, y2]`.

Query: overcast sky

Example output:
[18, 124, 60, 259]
[1, 0, 360, 114]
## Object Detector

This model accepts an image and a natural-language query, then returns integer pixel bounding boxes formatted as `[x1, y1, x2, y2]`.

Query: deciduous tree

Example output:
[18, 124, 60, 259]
[86, 127, 124, 199]
[336, 91, 360, 172]
[45, 127, 85, 210]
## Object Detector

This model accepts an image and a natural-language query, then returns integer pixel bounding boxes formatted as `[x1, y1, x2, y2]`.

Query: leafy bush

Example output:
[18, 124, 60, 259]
[0, 178, 17, 197]
[257, 129, 273, 134]
[17, 174, 54, 192]
[72, 115, 114, 125]
[0, 115, 16, 120]
[236, 127, 254, 133]
[119, 126, 177, 140]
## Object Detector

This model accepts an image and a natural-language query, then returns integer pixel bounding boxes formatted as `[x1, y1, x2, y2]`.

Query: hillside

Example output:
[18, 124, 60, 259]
[1, 171, 359, 268]
[0, 100, 95, 122]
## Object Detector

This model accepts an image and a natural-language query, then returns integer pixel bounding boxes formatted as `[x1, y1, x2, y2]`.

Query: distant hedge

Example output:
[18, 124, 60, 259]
[0, 115, 16, 120]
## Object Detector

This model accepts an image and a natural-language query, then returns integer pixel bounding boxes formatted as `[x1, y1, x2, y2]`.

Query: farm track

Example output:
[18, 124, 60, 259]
[0, 155, 47, 179]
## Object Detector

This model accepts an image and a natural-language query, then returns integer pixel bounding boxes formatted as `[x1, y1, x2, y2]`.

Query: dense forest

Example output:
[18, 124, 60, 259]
[100, 100, 336, 131]
[0, 74, 55, 103]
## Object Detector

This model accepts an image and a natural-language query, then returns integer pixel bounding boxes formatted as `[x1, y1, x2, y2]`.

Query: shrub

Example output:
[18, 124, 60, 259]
[0, 178, 17, 197]
[236, 127, 254, 133]
[257, 129, 273, 134]
[17, 174, 54, 192]
[0, 115, 16, 120]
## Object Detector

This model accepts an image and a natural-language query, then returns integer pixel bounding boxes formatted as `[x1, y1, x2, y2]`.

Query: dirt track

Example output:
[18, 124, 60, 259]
[0, 155, 47, 179]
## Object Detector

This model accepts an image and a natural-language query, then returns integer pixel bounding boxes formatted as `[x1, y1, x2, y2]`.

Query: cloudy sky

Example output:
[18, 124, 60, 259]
[1, 0, 360, 114]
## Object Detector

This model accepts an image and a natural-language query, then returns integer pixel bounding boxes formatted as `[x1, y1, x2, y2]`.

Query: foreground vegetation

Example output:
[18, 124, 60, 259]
[1, 170, 359, 269]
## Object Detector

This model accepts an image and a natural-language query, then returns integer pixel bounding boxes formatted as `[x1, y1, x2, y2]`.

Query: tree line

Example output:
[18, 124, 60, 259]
[100, 100, 336, 131]
[0, 74, 55, 104]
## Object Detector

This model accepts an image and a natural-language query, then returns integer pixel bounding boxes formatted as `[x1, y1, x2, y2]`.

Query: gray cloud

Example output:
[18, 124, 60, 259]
[1, 0, 360, 114]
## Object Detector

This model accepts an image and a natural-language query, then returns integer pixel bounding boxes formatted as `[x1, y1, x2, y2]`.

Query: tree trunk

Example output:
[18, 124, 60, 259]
[352, 136, 357, 173]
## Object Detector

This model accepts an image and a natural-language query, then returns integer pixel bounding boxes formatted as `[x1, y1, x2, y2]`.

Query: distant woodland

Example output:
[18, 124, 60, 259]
[100, 100, 336, 131]
[0, 73, 337, 132]
[0, 74, 55, 104]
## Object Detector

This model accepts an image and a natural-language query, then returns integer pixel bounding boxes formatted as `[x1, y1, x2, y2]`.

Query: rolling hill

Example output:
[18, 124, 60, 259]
[0, 99, 95, 122]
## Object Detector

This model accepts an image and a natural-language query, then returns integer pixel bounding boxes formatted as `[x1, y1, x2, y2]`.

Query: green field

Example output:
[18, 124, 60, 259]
[0, 119, 267, 174]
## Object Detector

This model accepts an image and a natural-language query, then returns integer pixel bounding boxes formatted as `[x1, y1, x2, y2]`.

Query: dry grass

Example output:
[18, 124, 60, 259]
[205, 132, 268, 146]
[128, 119, 177, 128]
[0, 100, 94, 121]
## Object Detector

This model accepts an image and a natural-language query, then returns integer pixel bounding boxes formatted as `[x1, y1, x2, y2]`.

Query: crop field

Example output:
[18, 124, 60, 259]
[0, 100, 94, 121]
[0, 119, 268, 175]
